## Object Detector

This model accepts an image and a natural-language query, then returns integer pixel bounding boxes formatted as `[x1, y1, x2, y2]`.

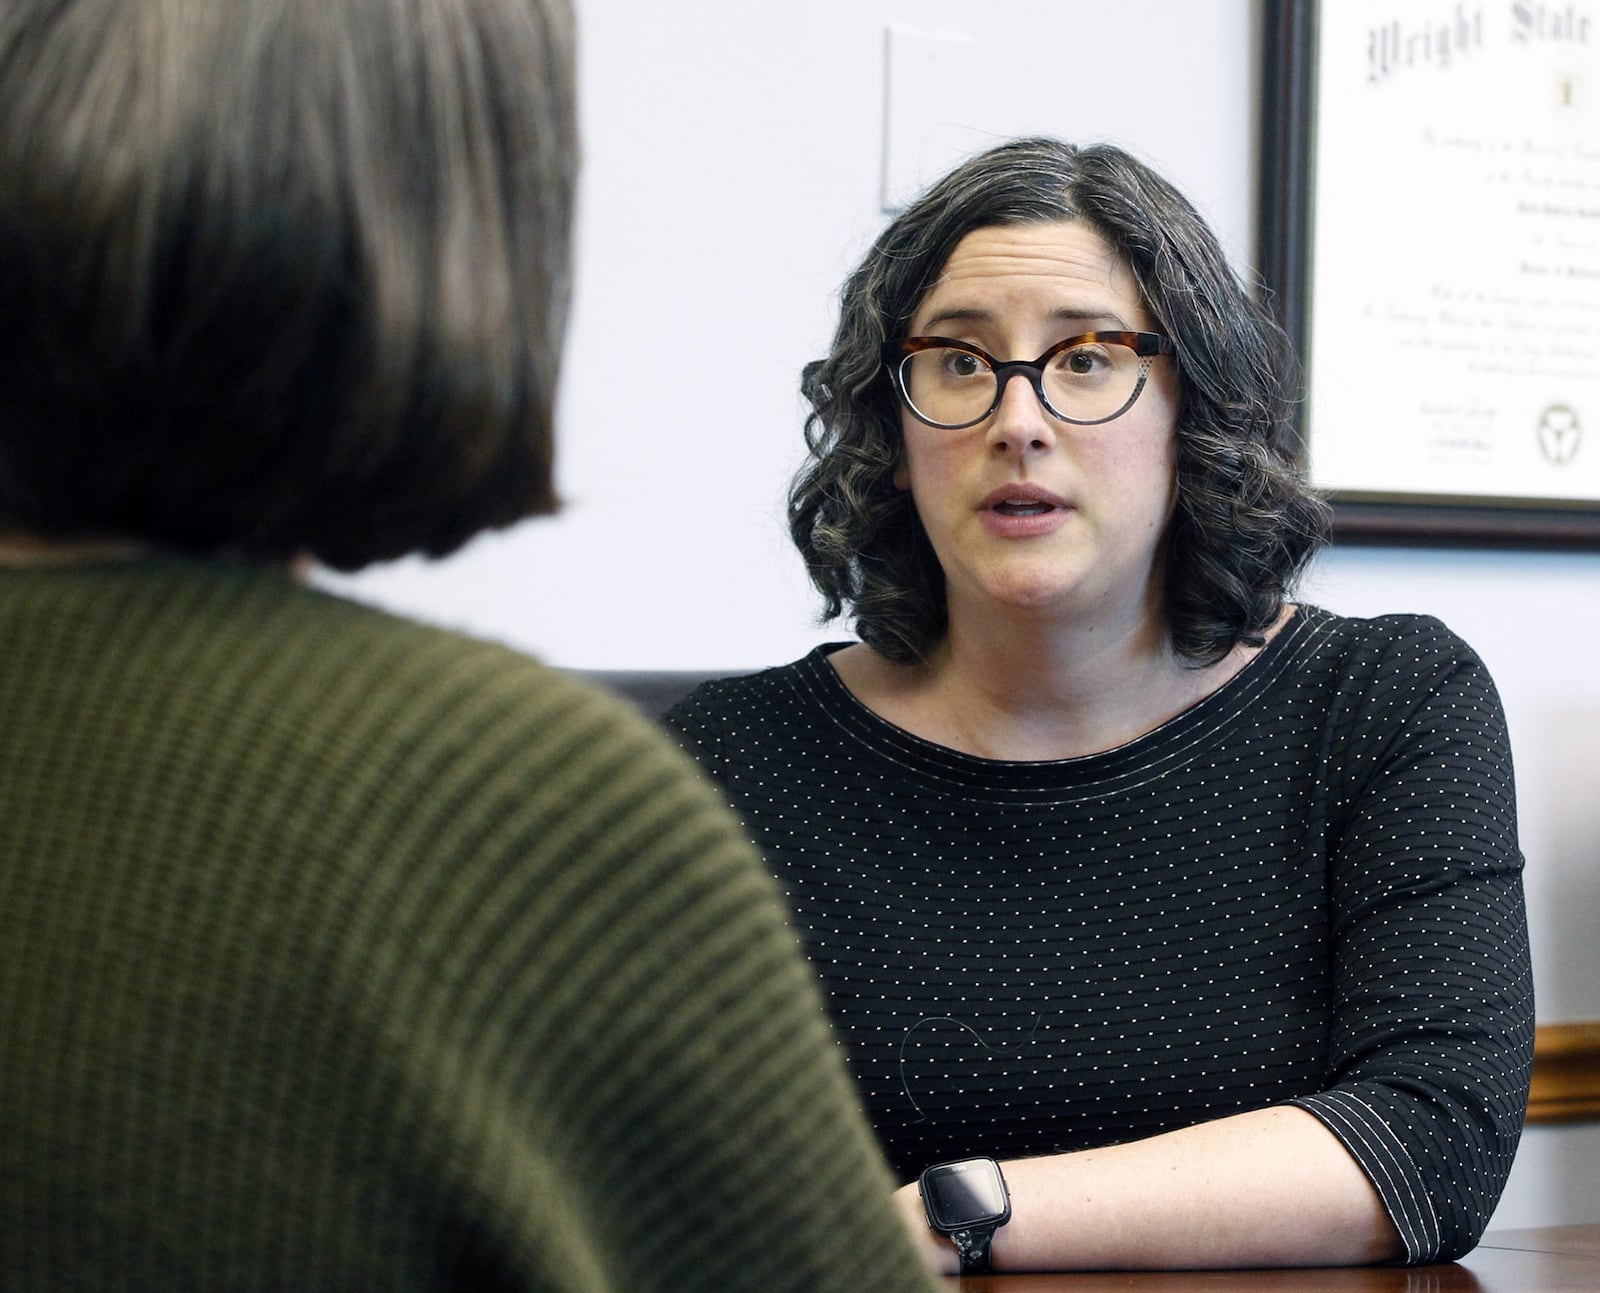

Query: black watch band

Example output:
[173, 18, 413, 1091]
[950, 1224, 997, 1275]
[918, 1156, 1010, 1277]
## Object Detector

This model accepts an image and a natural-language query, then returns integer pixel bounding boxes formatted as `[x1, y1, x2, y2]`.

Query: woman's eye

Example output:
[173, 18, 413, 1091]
[1058, 346, 1109, 377]
[941, 351, 985, 379]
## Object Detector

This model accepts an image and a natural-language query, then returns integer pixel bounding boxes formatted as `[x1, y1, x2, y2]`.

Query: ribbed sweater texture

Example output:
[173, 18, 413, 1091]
[666, 606, 1534, 1264]
[0, 559, 937, 1292]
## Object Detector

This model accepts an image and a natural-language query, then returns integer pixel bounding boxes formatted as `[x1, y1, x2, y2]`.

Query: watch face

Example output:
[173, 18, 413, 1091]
[921, 1158, 1009, 1230]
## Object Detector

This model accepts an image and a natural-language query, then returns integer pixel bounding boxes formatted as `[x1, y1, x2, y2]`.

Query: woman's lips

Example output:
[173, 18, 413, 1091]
[978, 485, 1071, 536]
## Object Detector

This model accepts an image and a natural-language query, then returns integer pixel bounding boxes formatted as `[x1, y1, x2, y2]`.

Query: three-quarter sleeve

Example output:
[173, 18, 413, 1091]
[1290, 621, 1533, 1262]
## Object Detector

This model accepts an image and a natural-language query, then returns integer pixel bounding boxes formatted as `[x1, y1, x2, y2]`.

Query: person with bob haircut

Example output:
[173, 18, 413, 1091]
[666, 137, 1532, 1275]
[0, 3, 940, 1290]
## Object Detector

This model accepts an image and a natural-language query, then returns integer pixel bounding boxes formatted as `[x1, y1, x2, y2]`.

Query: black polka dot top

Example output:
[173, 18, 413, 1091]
[665, 606, 1533, 1264]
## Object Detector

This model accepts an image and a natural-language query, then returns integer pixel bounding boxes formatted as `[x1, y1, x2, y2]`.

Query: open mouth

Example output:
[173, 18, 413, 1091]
[992, 500, 1056, 516]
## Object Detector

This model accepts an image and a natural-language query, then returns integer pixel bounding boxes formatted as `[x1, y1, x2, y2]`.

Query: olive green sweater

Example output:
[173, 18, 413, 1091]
[0, 559, 935, 1292]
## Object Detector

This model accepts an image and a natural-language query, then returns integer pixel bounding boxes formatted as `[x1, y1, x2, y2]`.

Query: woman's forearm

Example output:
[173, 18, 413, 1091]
[898, 1105, 1404, 1274]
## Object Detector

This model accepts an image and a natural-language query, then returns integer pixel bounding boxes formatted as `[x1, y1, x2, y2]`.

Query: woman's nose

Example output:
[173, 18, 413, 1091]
[986, 371, 1058, 454]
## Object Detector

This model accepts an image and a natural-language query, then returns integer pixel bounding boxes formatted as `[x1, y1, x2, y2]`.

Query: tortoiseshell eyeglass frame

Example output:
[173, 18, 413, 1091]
[881, 331, 1177, 429]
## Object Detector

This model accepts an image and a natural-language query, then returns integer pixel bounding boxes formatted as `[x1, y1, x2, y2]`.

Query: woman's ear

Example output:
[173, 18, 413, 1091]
[892, 462, 910, 491]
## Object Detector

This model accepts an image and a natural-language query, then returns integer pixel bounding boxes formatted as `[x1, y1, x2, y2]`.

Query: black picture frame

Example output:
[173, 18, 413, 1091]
[1257, 0, 1600, 548]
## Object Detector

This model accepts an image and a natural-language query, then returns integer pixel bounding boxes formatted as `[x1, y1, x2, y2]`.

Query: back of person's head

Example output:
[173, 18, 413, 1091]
[0, 0, 576, 569]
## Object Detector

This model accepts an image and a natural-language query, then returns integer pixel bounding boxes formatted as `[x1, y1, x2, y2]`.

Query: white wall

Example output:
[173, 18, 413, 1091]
[324, 0, 1258, 670]
[324, 0, 1600, 1230]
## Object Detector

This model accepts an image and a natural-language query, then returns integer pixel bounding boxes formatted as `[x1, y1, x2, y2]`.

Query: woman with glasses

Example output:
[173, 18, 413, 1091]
[666, 138, 1531, 1275]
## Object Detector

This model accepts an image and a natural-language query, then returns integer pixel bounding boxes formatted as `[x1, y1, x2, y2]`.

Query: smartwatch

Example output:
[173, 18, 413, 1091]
[917, 1156, 1011, 1275]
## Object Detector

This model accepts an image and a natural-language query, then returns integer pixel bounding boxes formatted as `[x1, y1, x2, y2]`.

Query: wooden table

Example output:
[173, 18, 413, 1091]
[958, 1223, 1600, 1292]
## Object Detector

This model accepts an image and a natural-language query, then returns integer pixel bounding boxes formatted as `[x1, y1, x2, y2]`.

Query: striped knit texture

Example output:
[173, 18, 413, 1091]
[666, 606, 1534, 1265]
[0, 559, 937, 1292]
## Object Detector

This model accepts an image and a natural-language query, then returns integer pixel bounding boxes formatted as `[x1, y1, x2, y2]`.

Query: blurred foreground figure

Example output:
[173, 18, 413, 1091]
[0, 3, 938, 1289]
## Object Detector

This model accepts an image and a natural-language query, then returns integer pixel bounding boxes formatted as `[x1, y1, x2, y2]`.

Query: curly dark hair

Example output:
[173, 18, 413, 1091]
[0, 0, 576, 569]
[788, 137, 1329, 665]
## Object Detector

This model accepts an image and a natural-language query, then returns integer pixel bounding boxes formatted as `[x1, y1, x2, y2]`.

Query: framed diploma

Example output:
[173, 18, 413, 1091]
[1260, 1, 1600, 544]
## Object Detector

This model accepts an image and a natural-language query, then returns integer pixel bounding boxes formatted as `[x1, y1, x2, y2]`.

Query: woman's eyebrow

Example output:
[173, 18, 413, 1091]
[915, 306, 995, 332]
[915, 305, 1134, 334]
[1048, 306, 1134, 330]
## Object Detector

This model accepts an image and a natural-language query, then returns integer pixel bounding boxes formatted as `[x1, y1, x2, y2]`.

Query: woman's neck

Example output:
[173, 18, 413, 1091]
[831, 603, 1289, 762]
[0, 531, 312, 580]
[0, 530, 150, 567]
[932, 610, 1204, 760]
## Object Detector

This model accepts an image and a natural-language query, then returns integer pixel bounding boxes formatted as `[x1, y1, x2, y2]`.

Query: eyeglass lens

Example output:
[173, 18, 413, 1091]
[899, 341, 1150, 428]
